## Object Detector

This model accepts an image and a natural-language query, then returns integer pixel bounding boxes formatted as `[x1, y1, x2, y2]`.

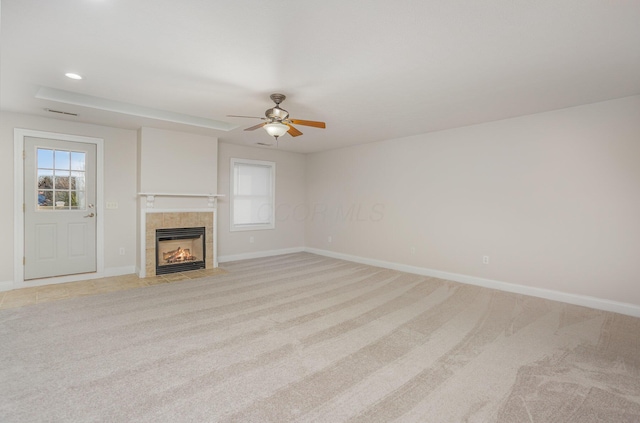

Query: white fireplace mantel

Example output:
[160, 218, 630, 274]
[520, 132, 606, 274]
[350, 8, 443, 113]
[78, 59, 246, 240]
[138, 192, 224, 208]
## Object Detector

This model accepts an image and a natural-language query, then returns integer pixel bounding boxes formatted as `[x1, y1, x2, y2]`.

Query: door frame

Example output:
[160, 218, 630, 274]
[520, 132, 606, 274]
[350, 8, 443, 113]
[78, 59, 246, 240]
[14, 128, 105, 287]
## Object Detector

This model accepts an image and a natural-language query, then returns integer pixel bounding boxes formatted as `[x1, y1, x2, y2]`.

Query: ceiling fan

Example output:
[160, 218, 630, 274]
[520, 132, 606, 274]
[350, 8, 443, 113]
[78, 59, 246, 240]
[228, 93, 326, 140]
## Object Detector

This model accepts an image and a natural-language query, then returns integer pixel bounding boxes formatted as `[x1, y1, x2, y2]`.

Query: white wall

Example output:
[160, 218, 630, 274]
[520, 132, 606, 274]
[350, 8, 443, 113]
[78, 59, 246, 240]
[217, 142, 306, 261]
[138, 127, 218, 204]
[305, 96, 640, 308]
[0, 112, 138, 287]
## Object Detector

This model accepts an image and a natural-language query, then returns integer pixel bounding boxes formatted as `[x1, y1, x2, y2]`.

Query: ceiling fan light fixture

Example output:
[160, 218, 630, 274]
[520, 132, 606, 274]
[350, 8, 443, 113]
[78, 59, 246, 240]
[264, 122, 289, 138]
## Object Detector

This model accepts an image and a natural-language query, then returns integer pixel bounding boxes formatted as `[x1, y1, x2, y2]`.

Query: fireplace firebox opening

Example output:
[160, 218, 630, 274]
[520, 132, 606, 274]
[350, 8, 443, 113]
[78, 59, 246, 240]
[155, 227, 206, 275]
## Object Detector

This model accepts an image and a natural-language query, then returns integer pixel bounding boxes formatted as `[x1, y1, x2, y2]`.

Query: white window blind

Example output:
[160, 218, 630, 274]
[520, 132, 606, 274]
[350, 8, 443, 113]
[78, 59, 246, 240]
[230, 158, 275, 231]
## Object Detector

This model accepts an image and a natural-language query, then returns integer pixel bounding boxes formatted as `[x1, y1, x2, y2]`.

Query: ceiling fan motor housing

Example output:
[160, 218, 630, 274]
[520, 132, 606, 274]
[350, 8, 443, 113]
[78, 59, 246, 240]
[265, 107, 289, 121]
[266, 94, 289, 121]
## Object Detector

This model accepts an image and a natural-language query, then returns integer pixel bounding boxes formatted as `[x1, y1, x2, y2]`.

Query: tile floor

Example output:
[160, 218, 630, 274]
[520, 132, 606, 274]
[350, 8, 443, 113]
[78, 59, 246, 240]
[0, 267, 227, 310]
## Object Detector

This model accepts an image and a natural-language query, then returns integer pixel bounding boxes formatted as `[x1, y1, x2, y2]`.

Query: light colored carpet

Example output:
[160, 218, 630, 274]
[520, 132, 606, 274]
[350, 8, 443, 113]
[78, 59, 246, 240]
[0, 252, 638, 422]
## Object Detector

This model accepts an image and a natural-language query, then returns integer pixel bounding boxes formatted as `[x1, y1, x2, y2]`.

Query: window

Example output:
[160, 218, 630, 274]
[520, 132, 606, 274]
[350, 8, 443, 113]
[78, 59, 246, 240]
[37, 148, 86, 211]
[230, 158, 275, 231]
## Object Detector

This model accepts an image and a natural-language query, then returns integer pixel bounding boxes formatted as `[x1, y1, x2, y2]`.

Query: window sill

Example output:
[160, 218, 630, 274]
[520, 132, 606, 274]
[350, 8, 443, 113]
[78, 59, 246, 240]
[230, 223, 275, 232]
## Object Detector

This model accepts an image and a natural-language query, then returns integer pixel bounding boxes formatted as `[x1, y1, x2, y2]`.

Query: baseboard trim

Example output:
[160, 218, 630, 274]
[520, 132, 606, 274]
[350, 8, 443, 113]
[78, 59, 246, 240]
[305, 248, 640, 318]
[218, 247, 305, 263]
[0, 266, 137, 292]
[103, 266, 137, 277]
[0, 280, 14, 292]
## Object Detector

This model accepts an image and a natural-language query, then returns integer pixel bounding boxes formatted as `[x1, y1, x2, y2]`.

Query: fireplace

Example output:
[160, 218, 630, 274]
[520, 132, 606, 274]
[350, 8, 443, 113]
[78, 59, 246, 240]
[155, 227, 206, 275]
[143, 211, 215, 278]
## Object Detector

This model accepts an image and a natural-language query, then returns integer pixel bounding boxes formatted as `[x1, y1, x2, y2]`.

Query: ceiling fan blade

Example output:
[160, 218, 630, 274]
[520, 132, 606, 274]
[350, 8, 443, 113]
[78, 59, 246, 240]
[244, 122, 266, 131]
[287, 124, 303, 137]
[227, 115, 264, 119]
[290, 119, 326, 128]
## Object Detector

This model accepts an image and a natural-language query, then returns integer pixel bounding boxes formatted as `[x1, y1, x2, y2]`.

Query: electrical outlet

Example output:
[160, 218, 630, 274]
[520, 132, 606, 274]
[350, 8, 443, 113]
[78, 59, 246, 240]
[483, 255, 489, 265]
[119, 247, 125, 255]
[411, 247, 416, 255]
[249, 236, 254, 243]
[328, 236, 332, 243]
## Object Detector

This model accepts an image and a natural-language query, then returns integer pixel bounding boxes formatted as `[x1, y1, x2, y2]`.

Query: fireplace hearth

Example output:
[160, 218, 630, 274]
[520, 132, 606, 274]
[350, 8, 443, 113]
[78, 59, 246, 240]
[155, 227, 206, 275]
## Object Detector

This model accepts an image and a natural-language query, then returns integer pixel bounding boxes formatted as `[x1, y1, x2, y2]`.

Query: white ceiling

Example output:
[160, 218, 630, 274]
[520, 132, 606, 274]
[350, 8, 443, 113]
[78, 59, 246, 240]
[2, 0, 640, 153]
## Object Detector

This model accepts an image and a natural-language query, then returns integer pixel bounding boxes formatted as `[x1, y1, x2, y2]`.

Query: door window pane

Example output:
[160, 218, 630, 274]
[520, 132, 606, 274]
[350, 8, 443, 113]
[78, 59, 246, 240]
[38, 190, 53, 206]
[54, 150, 70, 169]
[38, 170, 53, 189]
[55, 192, 69, 208]
[74, 191, 86, 209]
[54, 171, 70, 189]
[71, 152, 85, 170]
[38, 149, 54, 169]
[71, 171, 85, 190]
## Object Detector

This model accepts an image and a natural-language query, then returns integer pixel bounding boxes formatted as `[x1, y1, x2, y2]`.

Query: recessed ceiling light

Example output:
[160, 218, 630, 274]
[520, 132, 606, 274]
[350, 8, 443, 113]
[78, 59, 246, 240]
[65, 73, 83, 80]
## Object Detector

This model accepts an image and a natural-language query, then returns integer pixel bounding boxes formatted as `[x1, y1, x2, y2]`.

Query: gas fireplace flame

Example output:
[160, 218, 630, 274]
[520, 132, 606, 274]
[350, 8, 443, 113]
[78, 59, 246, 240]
[162, 247, 196, 263]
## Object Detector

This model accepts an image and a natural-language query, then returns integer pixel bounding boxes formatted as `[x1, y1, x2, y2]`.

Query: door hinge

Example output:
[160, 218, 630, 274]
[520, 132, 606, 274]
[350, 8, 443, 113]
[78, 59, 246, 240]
[23, 150, 25, 160]
[23, 257, 26, 266]
[23, 203, 26, 212]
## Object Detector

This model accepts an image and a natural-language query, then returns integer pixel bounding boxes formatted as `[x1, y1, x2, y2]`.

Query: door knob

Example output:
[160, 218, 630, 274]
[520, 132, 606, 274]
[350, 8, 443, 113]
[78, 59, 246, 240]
[84, 213, 95, 218]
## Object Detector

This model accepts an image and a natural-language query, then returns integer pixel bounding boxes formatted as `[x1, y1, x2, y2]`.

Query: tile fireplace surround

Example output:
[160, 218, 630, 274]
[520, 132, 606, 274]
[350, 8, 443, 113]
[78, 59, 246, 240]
[144, 211, 215, 277]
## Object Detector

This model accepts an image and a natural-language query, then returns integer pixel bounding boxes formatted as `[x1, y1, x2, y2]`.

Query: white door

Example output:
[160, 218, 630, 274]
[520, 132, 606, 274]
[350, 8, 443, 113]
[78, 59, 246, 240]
[23, 137, 97, 280]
